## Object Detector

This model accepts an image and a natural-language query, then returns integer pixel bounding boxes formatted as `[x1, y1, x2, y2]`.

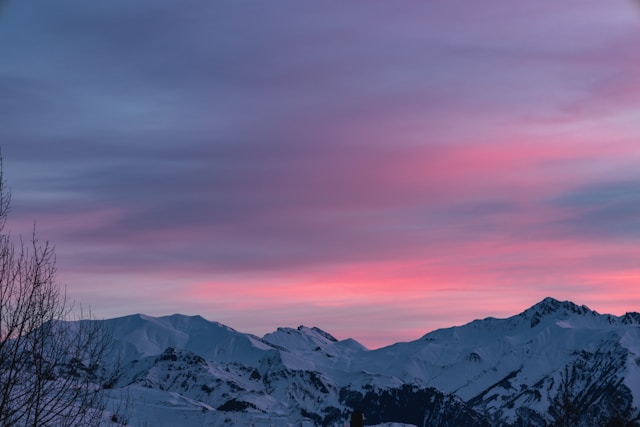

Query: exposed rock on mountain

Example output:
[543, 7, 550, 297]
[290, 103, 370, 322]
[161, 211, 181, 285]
[91, 298, 640, 426]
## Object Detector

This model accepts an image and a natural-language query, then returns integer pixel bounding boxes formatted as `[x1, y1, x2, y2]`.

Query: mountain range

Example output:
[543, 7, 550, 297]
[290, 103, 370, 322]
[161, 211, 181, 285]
[93, 297, 640, 426]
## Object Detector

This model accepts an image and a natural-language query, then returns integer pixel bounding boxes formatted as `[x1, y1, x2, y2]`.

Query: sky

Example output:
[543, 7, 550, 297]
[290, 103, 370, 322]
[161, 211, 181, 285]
[1, 1, 639, 348]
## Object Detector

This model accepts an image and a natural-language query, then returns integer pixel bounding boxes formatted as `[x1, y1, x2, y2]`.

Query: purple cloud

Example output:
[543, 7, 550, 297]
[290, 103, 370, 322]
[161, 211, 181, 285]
[1, 0, 639, 347]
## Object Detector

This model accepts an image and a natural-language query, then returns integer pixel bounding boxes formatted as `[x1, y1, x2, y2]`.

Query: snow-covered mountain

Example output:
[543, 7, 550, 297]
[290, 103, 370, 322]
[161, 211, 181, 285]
[93, 297, 640, 426]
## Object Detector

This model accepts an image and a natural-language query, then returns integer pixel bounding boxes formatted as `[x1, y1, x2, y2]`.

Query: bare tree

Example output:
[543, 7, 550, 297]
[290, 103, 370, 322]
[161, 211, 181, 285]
[0, 156, 114, 426]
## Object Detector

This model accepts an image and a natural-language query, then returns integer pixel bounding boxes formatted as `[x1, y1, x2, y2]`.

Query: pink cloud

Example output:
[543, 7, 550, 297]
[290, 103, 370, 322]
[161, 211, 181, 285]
[4, 0, 640, 348]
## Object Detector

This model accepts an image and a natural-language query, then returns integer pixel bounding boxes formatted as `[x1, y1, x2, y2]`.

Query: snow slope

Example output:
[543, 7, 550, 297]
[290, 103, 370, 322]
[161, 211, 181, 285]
[90, 297, 640, 426]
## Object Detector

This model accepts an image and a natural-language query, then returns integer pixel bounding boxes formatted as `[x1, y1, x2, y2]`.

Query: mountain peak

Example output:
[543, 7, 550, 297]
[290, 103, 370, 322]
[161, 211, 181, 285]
[524, 297, 597, 327]
[297, 325, 338, 342]
[621, 312, 640, 325]
[532, 297, 594, 314]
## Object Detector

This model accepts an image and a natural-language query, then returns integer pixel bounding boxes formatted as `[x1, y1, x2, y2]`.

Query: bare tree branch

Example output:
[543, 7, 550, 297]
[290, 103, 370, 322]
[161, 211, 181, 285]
[0, 153, 116, 426]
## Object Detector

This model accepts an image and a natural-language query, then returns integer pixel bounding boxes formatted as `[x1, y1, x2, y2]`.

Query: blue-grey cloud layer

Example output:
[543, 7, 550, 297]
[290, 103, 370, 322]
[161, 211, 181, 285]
[1, 0, 639, 346]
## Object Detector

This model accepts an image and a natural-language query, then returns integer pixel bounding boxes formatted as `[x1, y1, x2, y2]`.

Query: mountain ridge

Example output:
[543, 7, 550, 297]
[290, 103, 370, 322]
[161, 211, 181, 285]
[91, 297, 640, 426]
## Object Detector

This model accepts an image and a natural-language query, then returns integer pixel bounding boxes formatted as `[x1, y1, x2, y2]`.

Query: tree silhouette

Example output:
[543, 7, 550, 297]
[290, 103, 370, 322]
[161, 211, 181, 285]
[0, 155, 114, 426]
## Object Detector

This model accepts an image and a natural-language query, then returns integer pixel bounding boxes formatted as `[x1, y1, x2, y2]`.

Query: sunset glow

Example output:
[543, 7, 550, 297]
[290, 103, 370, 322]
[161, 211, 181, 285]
[1, 0, 639, 348]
